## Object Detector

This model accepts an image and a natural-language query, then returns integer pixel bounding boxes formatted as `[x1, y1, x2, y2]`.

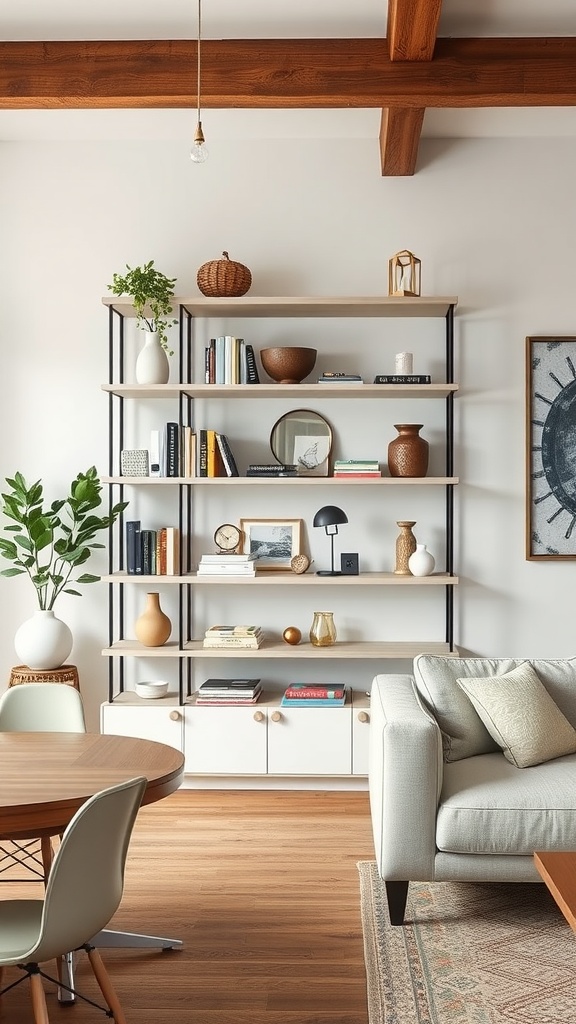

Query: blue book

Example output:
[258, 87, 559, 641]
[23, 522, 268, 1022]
[280, 696, 346, 708]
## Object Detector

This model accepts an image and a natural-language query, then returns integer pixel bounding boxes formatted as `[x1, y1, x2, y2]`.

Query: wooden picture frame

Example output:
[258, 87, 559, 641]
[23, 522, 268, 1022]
[239, 518, 302, 570]
[526, 336, 576, 559]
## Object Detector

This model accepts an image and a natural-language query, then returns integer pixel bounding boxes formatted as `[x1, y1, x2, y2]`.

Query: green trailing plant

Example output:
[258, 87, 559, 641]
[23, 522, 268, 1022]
[107, 260, 178, 353]
[0, 467, 128, 611]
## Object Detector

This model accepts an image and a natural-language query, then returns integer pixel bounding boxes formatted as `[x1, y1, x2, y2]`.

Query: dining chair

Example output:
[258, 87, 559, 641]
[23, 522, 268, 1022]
[0, 683, 86, 882]
[0, 775, 147, 1023]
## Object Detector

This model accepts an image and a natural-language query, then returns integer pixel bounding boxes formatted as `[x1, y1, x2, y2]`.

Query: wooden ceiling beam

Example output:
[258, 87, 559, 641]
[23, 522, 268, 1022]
[2, 38, 576, 110]
[381, 0, 443, 176]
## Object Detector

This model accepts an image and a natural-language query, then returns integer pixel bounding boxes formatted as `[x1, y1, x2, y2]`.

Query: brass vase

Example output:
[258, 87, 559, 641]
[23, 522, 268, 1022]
[134, 592, 172, 647]
[388, 424, 429, 477]
[394, 522, 417, 576]
[309, 611, 337, 647]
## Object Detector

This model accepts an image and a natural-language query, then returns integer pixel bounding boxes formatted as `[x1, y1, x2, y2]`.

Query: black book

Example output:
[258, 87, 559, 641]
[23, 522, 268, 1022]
[373, 374, 432, 384]
[126, 520, 142, 575]
[165, 422, 180, 476]
[141, 529, 157, 575]
[198, 429, 208, 477]
[245, 344, 260, 384]
[216, 433, 240, 477]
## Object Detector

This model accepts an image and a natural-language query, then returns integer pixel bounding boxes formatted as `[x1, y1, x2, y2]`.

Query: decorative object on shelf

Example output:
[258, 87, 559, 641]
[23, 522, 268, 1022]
[388, 423, 429, 477]
[408, 543, 436, 577]
[197, 251, 252, 297]
[395, 352, 414, 375]
[135, 331, 170, 385]
[190, 0, 208, 162]
[120, 449, 149, 477]
[107, 260, 177, 355]
[283, 626, 302, 645]
[394, 521, 417, 576]
[309, 611, 337, 647]
[525, 336, 576, 560]
[313, 505, 348, 576]
[213, 523, 242, 553]
[340, 552, 359, 575]
[134, 592, 172, 647]
[388, 250, 421, 297]
[0, 467, 127, 671]
[260, 347, 317, 384]
[14, 610, 73, 671]
[290, 553, 311, 574]
[134, 680, 169, 699]
[239, 518, 302, 570]
[270, 409, 332, 476]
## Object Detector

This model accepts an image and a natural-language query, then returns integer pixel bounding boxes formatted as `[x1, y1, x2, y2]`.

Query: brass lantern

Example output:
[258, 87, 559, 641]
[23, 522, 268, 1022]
[388, 250, 421, 297]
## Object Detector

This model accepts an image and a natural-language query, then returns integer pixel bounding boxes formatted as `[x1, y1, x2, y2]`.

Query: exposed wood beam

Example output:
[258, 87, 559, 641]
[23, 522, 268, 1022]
[2, 38, 576, 111]
[381, 0, 443, 176]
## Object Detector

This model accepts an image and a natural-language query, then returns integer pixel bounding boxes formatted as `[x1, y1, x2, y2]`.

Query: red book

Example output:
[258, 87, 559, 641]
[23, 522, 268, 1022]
[284, 686, 345, 699]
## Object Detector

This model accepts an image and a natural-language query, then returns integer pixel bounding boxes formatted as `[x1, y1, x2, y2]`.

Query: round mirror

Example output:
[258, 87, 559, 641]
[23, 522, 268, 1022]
[270, 410, 333, 476]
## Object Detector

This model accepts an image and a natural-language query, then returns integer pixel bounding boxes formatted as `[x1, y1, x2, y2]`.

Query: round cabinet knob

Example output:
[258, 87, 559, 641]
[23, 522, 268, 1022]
[253, 710, 265, 723]
[169, 710, 181, 721]
[271, 711, 282, 723]
[357, 711, 369, 723]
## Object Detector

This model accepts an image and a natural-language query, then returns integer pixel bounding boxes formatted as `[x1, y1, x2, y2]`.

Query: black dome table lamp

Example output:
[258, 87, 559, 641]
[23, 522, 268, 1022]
[313, 505, 348, 576]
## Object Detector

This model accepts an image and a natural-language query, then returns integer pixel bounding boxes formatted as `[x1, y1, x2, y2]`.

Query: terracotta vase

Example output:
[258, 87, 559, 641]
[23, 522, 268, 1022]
[309, 611, 337, 647]
[134, 592, 172, 647]
[388, 424, 429, 478]
[394, 522, 417, 576]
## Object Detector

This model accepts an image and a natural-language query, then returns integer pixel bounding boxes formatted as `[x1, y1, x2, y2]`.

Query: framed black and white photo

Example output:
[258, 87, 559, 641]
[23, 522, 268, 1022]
[526, 336, 576, 560]
[239, 518, 302, 569]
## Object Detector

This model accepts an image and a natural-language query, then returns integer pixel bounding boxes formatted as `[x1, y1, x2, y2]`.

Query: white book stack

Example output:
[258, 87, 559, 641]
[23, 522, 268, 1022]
[197, 553, 257, 576]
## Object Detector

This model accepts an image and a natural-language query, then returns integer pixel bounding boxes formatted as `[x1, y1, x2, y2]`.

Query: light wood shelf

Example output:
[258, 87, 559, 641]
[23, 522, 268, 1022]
[102, 382, 458, 400]
[102, 294, 458, 319]
[101, 571, 458, 586]
[103, 475, 459, 486]
[102, 639, 460, 659]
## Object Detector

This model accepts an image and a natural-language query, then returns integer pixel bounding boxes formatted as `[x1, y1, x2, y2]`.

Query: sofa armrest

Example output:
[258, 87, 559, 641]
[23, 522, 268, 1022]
[369, 674, 443, 881]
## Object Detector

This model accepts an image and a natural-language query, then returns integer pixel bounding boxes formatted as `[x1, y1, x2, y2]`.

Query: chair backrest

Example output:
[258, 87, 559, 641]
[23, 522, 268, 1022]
[30, 776, 147, 964]
[0, 683, 86, 733]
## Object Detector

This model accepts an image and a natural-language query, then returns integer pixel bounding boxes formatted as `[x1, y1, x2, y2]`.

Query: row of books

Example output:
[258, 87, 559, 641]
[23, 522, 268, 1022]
[204, 337, 260, 385]
[280, 684, 347, 707]
[333, 460, 381, 479]
[126, 522, 180, 575]
[195, 678, 262, 705]
[169, 426, 239, 478]
[202, 625, 265, 649]
[197, 554, 257, 577]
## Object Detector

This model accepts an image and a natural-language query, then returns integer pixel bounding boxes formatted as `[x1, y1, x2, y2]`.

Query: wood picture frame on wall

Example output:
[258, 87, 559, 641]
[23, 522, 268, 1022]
[526, 336, 576, 560]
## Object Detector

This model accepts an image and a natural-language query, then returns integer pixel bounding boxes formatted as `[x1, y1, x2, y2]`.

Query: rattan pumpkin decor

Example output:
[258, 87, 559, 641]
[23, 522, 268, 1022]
[197, 251, 252, 297]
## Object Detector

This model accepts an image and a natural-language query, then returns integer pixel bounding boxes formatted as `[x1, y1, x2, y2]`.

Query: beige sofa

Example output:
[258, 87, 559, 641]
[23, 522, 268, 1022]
[369, 656, 576, 924]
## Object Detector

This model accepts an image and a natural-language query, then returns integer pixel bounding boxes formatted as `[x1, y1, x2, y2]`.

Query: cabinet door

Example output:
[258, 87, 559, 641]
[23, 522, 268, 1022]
[183, 705, 267, 775]
[268, 706, 352, 776]
[352, 707, 370, 775]
[101, 704, 184, 752]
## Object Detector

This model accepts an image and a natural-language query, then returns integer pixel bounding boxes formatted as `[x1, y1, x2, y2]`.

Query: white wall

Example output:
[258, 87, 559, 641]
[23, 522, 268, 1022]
[1, 133, 575, 728]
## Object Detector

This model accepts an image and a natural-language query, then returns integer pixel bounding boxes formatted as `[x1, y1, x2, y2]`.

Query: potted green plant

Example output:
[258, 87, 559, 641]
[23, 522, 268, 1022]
[0, 467, 127, 670]
[108, 261, 178, 382]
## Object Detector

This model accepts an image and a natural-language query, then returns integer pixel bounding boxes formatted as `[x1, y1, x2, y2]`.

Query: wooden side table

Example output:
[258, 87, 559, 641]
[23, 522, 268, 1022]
[8, 665, 80, 691]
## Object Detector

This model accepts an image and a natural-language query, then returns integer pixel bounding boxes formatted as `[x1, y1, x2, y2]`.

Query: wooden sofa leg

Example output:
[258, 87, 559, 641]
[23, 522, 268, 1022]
[385, 881, 409, 925]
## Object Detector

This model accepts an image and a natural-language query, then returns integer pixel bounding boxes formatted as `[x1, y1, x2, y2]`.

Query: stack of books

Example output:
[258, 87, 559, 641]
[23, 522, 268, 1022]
[246, 463, 299, 477]
[195, 678, 262, 705]
[373, 374, 431, 384]
[317, 372, 363, 384]
[333, 460, 381, 478]
[203, 625, 264, 649]
[197, 553, 257, 576]
[280, 684, 347, 707]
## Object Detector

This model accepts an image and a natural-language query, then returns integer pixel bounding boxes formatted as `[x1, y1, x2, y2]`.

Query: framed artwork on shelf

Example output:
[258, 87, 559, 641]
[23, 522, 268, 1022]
[526, 336, 576, 560]
[239, 518, 303, 570]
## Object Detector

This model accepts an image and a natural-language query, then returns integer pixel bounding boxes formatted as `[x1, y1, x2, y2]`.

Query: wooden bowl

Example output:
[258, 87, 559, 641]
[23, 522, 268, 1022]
[260, 347, 317, 384]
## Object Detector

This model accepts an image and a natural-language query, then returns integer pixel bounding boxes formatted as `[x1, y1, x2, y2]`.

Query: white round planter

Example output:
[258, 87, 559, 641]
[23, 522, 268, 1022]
[14, 610, 73, 670]
[408, 544, 436, 577]
[135, 330, 170, 385]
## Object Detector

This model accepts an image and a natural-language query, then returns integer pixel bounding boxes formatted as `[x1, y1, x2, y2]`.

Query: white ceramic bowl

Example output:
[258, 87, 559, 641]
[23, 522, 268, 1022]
[134, 680, 169, 699]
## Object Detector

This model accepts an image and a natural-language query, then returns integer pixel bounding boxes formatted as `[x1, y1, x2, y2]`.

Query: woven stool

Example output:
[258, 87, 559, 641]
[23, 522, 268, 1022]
[8, 664, 80, 691]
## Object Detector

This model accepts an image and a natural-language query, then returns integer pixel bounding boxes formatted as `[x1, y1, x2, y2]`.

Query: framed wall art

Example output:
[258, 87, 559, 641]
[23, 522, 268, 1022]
[239, 518, 302, 570]
[526, 336, 576, 559]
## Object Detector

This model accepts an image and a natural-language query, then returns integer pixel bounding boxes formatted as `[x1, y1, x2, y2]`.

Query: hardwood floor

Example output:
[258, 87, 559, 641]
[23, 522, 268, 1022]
[1, 789, 375, 1023]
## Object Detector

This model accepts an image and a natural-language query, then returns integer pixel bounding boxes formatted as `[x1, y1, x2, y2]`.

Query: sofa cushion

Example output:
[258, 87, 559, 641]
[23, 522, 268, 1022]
[413, 655, 576, 762]
[437, 752, 576, 855]
[457, 663, 576, 768]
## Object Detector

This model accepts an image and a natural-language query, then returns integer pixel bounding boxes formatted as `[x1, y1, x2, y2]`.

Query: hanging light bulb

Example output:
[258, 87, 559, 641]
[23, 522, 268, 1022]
[190, 0, 209, 162]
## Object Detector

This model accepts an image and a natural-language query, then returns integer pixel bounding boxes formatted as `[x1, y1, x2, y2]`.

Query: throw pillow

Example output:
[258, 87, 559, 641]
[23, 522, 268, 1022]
[456, 662, 576, 768]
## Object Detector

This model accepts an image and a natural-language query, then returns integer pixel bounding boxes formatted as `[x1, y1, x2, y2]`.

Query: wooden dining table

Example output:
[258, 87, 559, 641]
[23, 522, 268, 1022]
[0, 730, 186, 1002]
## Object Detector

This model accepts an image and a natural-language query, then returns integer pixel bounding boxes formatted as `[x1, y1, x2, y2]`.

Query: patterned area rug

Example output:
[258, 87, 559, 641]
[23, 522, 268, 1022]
[358, 861, 576, 1024]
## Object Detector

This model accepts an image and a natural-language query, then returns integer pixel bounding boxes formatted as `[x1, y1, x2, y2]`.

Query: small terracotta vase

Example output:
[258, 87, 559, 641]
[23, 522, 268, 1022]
[388, 424, 429, 477]
[134, 592, 172, 647]
[394, 522, 417, 576]
[309, 611, 337, 647]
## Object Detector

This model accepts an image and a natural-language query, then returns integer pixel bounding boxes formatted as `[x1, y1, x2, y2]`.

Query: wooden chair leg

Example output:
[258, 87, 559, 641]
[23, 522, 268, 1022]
[29, 972, 50, 1024]
[385, 880, 409, 925]
[87, 947, 127, 1024]
[40, 836, 53, 886]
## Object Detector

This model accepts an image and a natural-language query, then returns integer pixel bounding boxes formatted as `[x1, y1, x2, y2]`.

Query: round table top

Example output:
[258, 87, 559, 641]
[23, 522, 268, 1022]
[0, 731, 185, 839]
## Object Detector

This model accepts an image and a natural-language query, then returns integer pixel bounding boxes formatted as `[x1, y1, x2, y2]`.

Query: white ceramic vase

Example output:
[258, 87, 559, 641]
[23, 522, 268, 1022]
[14, 609, 73, 670]
[135, 330, 169, 385]
[408, 543, 436, 577]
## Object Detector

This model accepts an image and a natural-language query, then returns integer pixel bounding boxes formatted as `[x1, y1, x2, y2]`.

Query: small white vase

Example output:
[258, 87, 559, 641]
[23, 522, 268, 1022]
[408, 543, 436, 577]
[135, 330, 169, 385]
[14, 610, 73, 670]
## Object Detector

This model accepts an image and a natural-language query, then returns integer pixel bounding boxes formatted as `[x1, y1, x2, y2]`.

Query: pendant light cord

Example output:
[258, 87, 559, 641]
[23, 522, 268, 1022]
[197, 0, 202, 124]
